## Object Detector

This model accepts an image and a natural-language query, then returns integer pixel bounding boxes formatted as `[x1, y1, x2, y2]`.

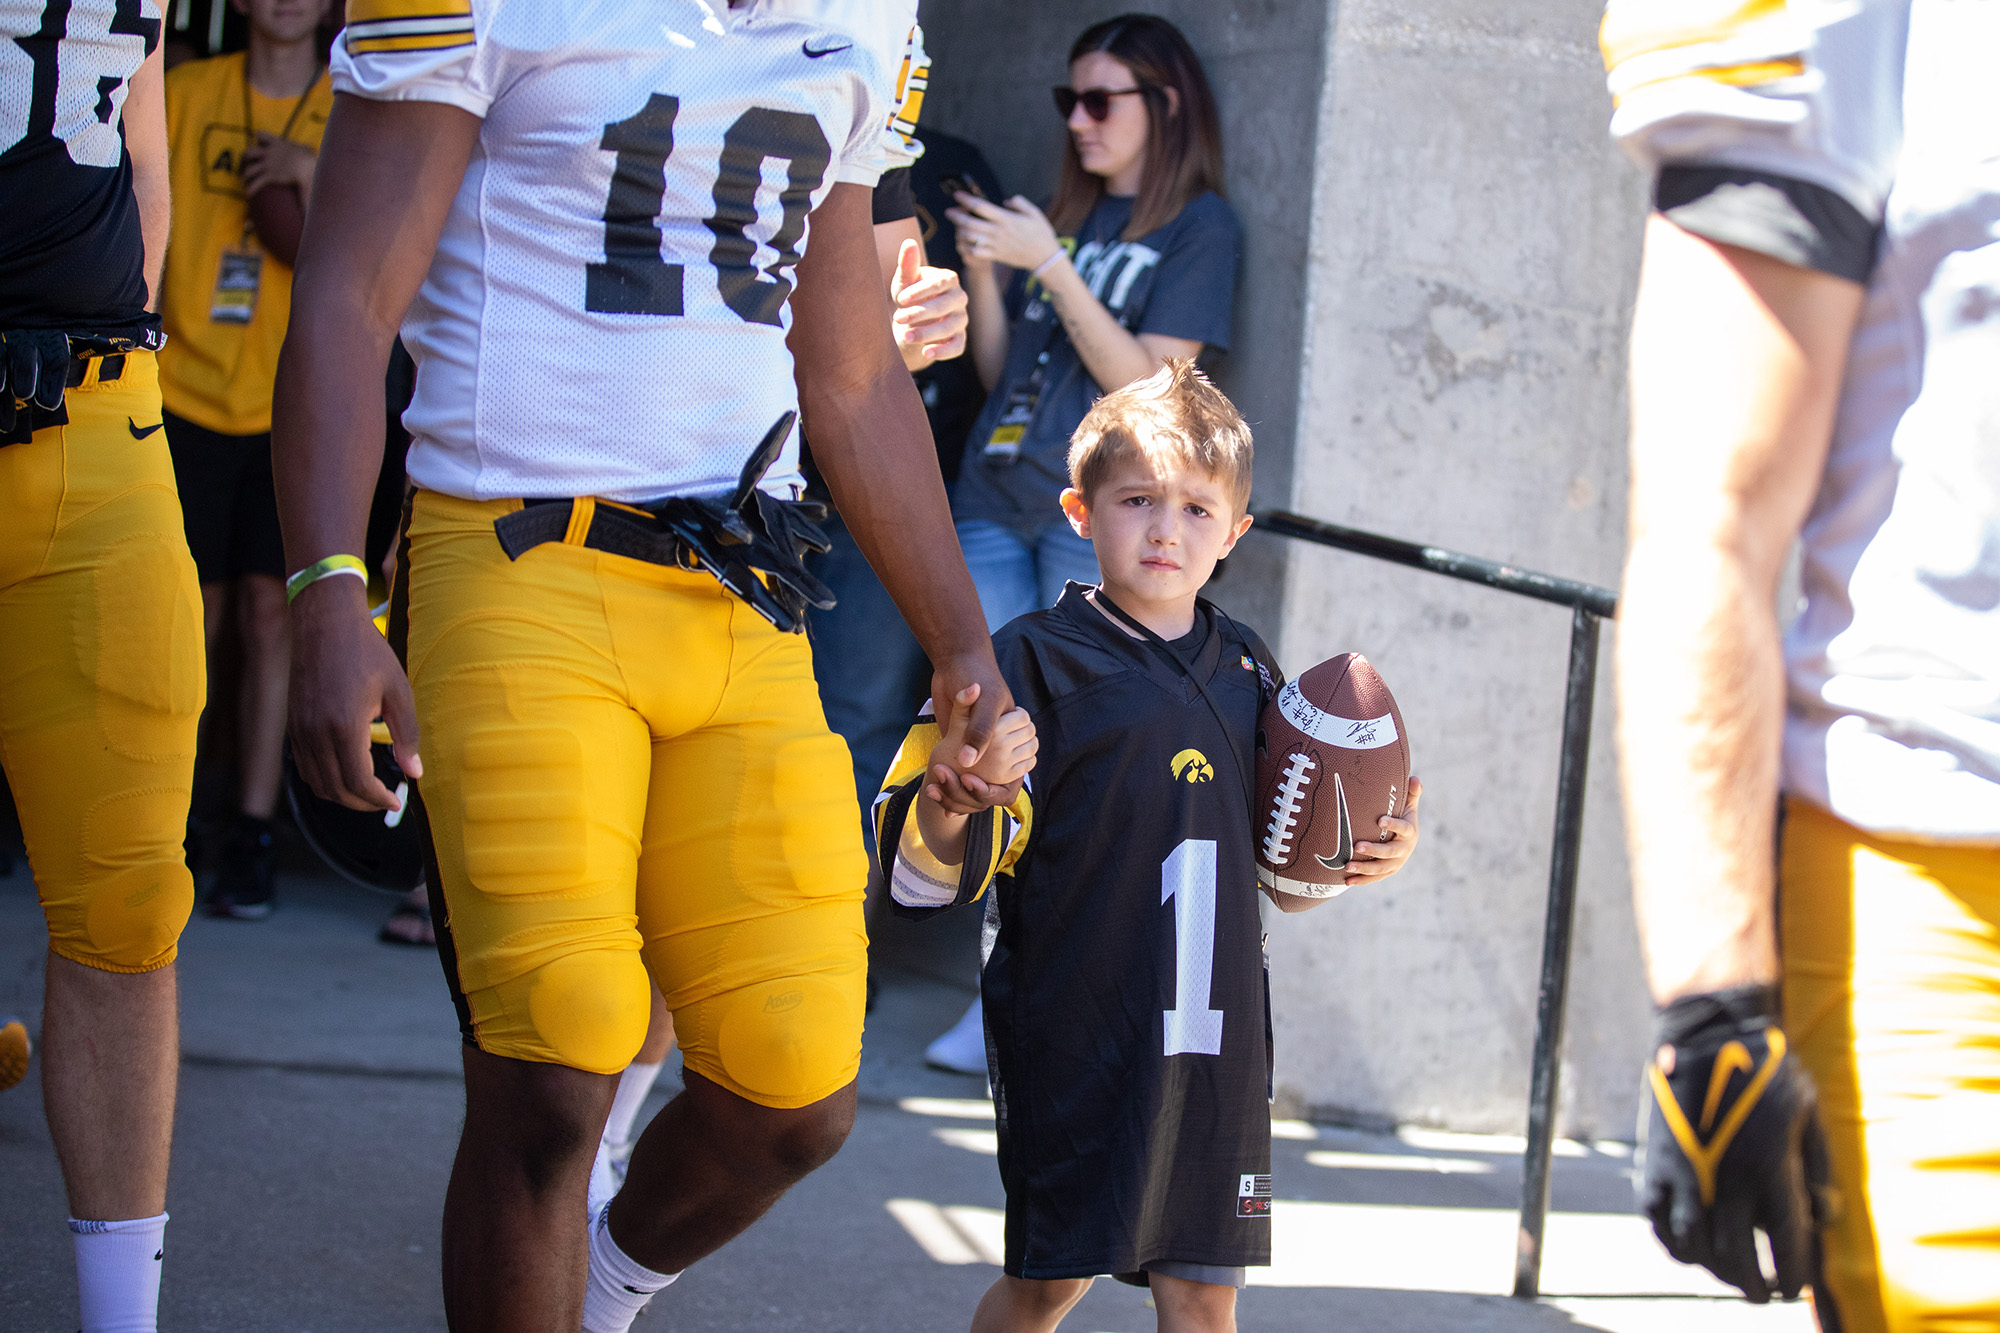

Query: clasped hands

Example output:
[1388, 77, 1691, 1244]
[922, 682, 1038, 817]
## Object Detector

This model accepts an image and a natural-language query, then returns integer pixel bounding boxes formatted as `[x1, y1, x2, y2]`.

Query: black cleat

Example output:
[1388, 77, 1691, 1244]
[206, 816, 276, 920]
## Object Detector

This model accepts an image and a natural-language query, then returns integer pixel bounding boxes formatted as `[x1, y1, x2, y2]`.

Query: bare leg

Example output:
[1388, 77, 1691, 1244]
[441, 1047, 615, 1332]
[198, 583, 228, 661]
[1150, 1275, 1237, 1333]
[968, 1276, 1094, 1333]
[606, 1068, 853, 1274]
[40, 953, 178, 1219]
[233, 574, 290, 820]
[634, 988, 673, 1065]
[196, 583, 227, 758]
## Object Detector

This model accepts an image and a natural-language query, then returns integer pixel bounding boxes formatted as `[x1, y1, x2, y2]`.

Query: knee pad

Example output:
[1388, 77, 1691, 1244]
[699, 969, 864, 1109]
[477, 948, 652, 1075]
[45, 788, 196, 973]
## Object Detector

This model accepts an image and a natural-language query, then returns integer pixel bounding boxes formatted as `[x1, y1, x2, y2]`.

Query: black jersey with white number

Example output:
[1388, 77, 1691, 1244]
[877, 584, 1284, 1279]
[0, 0, 160, 330]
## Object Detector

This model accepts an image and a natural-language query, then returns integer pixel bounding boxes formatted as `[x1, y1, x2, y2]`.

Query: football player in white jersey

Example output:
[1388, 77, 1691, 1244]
[271, 3, 1012, 1329]
[1604, 1, 2000, 1327]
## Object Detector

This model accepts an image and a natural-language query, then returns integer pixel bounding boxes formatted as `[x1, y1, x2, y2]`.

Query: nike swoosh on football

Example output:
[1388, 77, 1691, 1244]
[127, 418, 163, 438]
[802, 38, 852, 57]
[1314, 773, 1354, 871]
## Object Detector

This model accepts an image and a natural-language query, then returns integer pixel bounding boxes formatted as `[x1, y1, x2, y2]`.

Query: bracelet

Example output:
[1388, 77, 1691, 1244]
[1029, 248, 1066, 281]
[285, 554, 368, 605]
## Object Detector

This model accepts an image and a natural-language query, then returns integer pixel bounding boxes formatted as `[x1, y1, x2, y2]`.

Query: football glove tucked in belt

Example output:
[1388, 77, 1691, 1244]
[1639, 984, 1835, 1307]
[1, 327, 160, 438]
[490, 411, 835, 634]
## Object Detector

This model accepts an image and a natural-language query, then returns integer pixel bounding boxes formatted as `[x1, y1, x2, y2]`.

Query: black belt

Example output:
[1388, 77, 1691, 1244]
[493, 497, 698, 568]
[66, 352, 125, 386]
[486, 413, 836, 634]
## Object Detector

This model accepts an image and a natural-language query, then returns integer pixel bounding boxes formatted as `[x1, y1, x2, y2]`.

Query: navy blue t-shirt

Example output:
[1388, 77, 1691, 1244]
[954, 190, 1239, 532]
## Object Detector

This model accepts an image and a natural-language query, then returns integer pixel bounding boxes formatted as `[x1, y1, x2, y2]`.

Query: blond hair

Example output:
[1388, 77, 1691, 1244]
[1068, 359, 1253, 511]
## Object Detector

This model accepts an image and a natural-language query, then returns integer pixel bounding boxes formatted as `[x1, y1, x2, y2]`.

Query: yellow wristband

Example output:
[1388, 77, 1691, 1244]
[285, 554, 368, 605]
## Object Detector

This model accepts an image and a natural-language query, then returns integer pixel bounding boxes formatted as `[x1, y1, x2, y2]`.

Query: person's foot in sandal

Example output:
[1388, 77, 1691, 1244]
[379, 887, 434, 947]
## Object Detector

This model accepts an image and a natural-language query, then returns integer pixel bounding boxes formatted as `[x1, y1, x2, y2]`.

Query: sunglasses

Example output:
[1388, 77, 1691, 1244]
[1052, 85, 1147, 122]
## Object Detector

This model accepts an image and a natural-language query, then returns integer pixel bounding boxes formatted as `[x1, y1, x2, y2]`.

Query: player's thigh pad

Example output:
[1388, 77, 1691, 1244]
[630, 580, 870, 1110]
[1782, 798, 2000, 1333]
[0, 353, 203, 972]
[406, 492, 657, 1075]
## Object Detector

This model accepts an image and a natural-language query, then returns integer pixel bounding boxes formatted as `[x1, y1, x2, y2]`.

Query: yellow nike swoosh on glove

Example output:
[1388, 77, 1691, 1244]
[1648, 1028, 1787, 1206]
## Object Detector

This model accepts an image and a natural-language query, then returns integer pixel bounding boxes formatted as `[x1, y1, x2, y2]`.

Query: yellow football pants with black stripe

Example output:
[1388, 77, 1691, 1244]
[1783, 798, 2000, 1333]
[0, 351, 204, 972]
[404, 490, 869, 1106]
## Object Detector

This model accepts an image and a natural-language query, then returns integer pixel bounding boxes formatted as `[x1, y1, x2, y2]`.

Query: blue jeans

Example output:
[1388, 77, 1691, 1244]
[808, 512, 933, 848]
[954, 519, 1100, 633]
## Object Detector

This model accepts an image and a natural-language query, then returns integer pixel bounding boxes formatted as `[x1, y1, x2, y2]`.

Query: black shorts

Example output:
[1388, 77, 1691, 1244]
[164, 410, 284, 584]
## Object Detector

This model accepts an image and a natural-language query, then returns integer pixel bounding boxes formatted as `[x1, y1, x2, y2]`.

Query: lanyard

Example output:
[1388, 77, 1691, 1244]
[237, 58, 323, 246]
[1090, 589, 1255, 809]
[239, 58, 324, 162]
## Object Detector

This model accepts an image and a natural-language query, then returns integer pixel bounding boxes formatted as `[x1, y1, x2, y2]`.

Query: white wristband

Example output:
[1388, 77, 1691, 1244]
[1029, 249, 1066, 281]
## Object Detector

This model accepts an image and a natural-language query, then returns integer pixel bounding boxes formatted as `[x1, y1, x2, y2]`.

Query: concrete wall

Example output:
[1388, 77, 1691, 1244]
[1269, 1, 1651, 1138]
[922, 2, 1653, 1139]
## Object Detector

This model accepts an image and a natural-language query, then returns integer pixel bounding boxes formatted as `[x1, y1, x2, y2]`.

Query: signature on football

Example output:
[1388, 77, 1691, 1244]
[1345, 720, 1381, 745]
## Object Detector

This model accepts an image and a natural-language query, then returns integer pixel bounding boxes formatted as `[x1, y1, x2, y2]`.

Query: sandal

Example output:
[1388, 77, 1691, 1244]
[378, 893, 435, 948]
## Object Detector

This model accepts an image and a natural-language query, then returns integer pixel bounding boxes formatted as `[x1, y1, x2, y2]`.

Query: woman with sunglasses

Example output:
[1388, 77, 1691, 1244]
[942, 12, 1238, 633]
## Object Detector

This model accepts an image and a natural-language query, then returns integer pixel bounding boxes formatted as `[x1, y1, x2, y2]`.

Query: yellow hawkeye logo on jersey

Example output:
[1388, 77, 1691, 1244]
[1170, 750, 1214, 784]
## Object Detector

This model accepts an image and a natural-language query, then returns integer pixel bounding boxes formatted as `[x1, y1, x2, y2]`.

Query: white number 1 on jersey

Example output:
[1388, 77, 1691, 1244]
[1162, 839, 1224, 1057]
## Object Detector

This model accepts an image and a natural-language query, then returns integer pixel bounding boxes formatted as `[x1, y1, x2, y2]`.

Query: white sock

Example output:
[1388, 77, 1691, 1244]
[603, 1059, 664, 1149]
[70, 1213, 167, 1333]
[581, 1206, 679, 1333]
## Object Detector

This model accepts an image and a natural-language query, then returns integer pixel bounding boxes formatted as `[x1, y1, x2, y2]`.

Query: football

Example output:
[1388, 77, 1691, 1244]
[246, 183, 305, 267]
[1255, 653, 1410, 899]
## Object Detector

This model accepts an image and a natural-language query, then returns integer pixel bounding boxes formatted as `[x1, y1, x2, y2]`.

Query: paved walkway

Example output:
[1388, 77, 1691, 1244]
[0, 856, 1813, 1332]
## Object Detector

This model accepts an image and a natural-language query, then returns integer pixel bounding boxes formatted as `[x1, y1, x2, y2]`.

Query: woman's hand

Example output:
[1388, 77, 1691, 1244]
[1343, 776, 1423, 886]
[947, 192, 1065, 273]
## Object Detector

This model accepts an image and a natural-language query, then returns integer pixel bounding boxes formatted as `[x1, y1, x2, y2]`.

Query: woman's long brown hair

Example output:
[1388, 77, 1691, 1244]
[1046, 14, 1226, 242]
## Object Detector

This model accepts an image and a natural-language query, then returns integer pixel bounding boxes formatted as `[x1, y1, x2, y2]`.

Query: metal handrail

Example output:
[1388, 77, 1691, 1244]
[1255, 511, 1618, 618]
[1252, 509, 1618, 1302]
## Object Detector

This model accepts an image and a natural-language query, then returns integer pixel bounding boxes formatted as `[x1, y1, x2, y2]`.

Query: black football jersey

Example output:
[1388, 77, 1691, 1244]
[0, 0, 160, 331]
[876, 583, 1284, 1279]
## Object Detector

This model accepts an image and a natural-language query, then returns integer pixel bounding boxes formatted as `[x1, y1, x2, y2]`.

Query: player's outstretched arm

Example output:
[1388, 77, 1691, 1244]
[1618, 215, 1863, 1004]
[791, 181, 1012, 771]
[272, 93, 480, 812]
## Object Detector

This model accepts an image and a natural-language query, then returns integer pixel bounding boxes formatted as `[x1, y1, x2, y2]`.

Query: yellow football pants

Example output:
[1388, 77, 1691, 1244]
[1782, 798, 2000, 1333]
[0, 351, 204, 972]
[404, 490, 869, 1106]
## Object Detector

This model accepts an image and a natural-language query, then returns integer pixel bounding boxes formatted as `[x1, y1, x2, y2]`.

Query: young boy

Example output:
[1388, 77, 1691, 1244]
[875, 362, 1422, 1332]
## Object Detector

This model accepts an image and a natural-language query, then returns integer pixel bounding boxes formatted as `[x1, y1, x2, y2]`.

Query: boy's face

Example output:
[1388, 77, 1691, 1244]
[1062, 452, 1253, 611]
[234, 0, 323, 44]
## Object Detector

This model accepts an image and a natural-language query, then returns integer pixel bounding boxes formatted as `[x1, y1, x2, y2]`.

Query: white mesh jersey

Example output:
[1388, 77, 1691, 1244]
[1605, 0, 2000, 842]
[331, 0, 919, 503]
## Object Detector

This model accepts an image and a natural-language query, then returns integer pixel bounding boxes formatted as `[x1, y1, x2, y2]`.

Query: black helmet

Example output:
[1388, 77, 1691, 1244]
[282, 731, 427, 894]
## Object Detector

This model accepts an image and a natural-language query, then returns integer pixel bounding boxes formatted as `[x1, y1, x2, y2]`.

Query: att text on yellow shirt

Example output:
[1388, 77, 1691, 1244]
[159, 53, 332, 436]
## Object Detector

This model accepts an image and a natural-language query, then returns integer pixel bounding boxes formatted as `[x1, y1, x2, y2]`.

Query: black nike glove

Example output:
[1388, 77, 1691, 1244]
[1639, 985, 1834, 1303]
[0, 329, 72, 433]
[649, 412, 834, 633]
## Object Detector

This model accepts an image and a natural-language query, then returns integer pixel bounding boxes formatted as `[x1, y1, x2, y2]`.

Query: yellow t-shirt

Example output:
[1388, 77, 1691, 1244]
[159, 53, 332, 436]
